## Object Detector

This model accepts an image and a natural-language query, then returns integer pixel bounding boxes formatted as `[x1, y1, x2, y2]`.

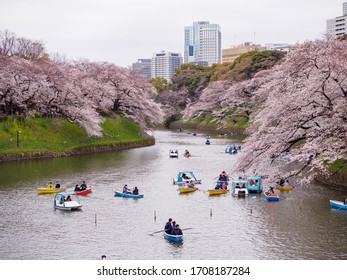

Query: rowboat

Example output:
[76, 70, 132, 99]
[173, 171, 202, 185]
[114, 190, 144, 199]
[163, 232, 183, 242]
[275, 184, 294, 191]
[329, 200, 347, 210]
[179, 187, 198, 194]
[208, 189, 229, 196]
[53, 192, 82, 210]
[75, 187, 92, 195]
[37, 187, 66, 194]
[264, 191, 279, 202]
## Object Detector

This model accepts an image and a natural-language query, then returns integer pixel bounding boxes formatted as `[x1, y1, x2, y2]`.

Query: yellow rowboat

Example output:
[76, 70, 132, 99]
[37, 187, 66, 194]
[179, 187, 198, 194]
[275, 185, 294, 191]
[208, 189, 229, 196]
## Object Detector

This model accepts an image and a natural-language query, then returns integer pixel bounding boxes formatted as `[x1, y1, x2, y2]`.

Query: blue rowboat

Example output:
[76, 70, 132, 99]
[330, 200, 347, 210]
[264, 192, 279, 202]
[163, 232, 183, 242]
[114, 191, 144, 199]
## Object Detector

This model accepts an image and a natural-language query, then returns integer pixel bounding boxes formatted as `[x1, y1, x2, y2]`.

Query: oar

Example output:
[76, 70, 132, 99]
[149, 227, 193, 236]
[149, 229, 165, 236]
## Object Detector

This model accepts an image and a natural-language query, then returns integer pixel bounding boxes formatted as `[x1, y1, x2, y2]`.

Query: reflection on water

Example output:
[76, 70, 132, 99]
[0, 129, 347, 260]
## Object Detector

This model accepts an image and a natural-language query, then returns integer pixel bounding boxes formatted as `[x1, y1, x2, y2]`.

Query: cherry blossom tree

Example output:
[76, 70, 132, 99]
[0, 55, 103, 135]
[0, 33, 163, 137]
[182, 70, 271, 129]
[232, 38, 347, 184]
[74, 60, 163, 129]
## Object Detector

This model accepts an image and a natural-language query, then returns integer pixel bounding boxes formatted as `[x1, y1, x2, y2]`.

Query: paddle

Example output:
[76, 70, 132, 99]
[149, 227, 192, 236]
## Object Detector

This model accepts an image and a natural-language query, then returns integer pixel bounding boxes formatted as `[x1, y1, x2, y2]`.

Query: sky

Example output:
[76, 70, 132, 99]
[0, 0, 345, 67]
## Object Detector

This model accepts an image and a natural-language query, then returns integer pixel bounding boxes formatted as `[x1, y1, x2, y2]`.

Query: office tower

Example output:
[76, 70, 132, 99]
[327, 2, 347, 37]
[151, 51, 182, 81]
[184, 21, 221, 66]
[132, 59, 151, 80]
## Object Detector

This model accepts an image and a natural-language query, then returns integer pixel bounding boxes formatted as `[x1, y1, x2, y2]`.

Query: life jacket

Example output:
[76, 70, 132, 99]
[46, 183, 54, 189]
[222, 184, 227, 190]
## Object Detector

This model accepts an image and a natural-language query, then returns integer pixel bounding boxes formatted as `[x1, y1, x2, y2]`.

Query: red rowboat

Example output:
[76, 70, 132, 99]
[75, 188, 92, 195]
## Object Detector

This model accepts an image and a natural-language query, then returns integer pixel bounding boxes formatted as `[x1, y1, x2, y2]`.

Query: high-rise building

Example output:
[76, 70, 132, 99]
[327, 2, 347, 37]
[184, 21, 221, 66]
[151, 51, 182, 81]
[132, 59, 151, 80]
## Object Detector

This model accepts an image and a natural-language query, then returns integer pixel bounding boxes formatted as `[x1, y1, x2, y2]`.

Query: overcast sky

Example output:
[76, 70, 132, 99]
[0, 0, 345, 67]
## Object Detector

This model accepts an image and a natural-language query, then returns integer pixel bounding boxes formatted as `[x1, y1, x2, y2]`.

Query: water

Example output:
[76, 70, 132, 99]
[0, 130, 347, 260]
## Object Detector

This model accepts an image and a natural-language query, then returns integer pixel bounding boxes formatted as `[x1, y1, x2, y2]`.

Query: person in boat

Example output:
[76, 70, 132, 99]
[187, 180, 195, 188]
[241, 183, 246, 189]
[80, 181, 87, 191]
[164, 218, 173, 234]
[278, 178, 285, 186]
[184, 150, 190, 157]
[46, 182, 54, 189]
[182, 173, 190, 180]
[254, 180, 259, 186]
[133, 186, 139, 195]
[235, 182, 240, 189]
[172, 221, 176, 229]
[344, 198, 347, 205]
[123, 184, 131, 194]
[55, 181, 61, 189]
[74, 184, 81, 191]
[218, 173, 225, 182]
[65, 195, 72, 201]
[269, 187, 275, 196]
[218, 171, 229, 187]
[248, 179, 255, 186]
[222, 171, 229, 181]
[172, 224, 183, 236]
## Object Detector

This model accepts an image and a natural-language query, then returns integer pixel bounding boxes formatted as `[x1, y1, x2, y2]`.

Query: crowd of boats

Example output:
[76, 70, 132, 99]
[35, 133, 347, 244]
[169, 143, 347, 215]
[172, 169, 284, 200]
[37, 179, 144, 211]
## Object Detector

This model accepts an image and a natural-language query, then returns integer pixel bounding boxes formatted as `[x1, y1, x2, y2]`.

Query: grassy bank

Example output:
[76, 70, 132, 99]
[315, 159, 347, 188]
[0, 115, 153, 161]
[169, 112, 249, 134]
